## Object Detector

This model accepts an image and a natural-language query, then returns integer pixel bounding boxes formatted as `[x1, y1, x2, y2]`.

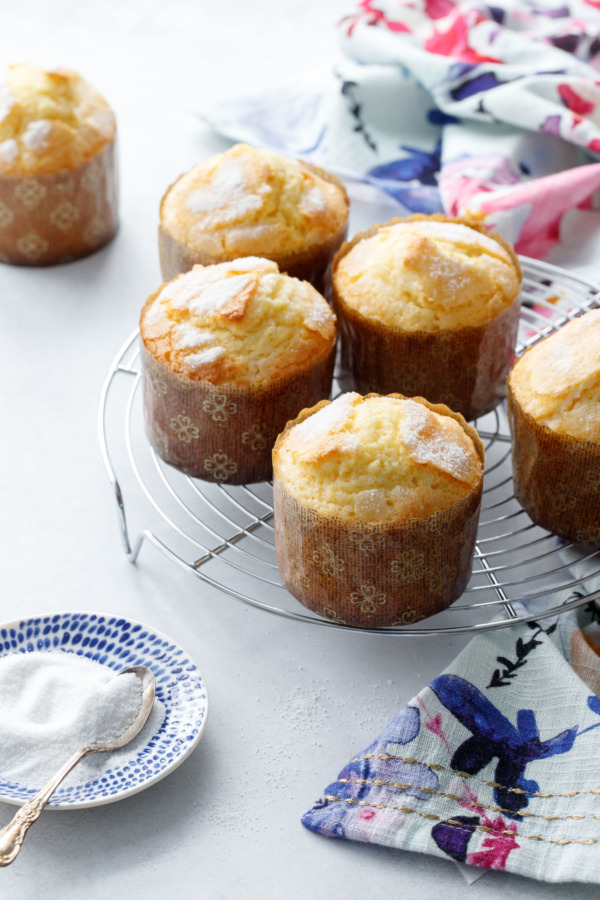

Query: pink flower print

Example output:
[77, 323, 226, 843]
[440, 153, 520, 217]
[450, 778, 483, 814]
[342, 0, 410, 37]
[589, 138, 600, 153]
[359, 809, 376, 821]
[477, 162, 600, 257]
[424, 9, 501, 63]
[425, 0, 455, 21]
[467, 814, 519, 871]
[558, 84, 595, 117]
[424, 712, 444, 740]
[359, 0, 410, 32]
[416, 696, 451, 754]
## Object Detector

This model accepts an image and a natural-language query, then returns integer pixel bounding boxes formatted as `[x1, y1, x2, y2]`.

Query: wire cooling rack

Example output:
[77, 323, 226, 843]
[99, 257, 600, 635]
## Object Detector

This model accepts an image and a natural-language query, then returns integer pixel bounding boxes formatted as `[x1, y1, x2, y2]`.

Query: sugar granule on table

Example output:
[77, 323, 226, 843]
[0, 651, 165, 789]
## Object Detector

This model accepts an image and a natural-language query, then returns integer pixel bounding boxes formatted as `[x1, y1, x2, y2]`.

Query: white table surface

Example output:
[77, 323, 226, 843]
[1, 1, 599, 897]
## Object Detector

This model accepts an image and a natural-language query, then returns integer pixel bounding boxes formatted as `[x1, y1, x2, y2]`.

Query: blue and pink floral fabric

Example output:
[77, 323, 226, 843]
[202, 0, 600, 269]
[302, 608, 600, 883]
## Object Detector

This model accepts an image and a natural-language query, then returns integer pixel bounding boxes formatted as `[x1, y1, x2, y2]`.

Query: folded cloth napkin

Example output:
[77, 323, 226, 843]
[201, 0, 600, 269]
[302, 600, 600, 884]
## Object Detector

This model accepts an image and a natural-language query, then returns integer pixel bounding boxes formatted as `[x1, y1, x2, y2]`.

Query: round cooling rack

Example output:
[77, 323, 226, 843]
[99, 257, 600, 636]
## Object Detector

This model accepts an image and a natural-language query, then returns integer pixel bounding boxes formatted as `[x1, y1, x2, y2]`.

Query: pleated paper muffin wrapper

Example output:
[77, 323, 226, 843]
[273, 395, 485, 628]
[140, 343, 336, 484]
[331, 215, 522, 422]
[158, 163, 349, 295]
[507, 382, 600, 547]
[0, 138, 118, 266]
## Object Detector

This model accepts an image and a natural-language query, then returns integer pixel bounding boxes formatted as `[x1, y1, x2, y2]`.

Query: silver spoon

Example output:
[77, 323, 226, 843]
[0, 664, 155, 866]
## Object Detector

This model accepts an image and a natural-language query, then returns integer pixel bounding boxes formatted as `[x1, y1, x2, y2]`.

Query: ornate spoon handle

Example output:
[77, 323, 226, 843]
[0, 746, 91, 866]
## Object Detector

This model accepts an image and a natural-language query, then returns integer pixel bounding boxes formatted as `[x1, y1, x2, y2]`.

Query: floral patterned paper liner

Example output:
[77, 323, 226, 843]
[140, 342, 336, 484]
[507, 382, 600, 547]
[331, 214, 522, 421]
[273, 394, 485, 627]
[0, 138, 118, 266]
[158, 162, 349, 295]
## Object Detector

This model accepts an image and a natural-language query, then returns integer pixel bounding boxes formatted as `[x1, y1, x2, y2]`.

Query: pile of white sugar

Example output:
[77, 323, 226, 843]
[0, 651, 165, 790]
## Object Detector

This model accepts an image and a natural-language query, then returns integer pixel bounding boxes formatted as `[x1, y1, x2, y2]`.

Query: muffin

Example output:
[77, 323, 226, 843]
[273, 392, 484, 627]
[140, 257, 337, 484]
[331, 214, 522, 421]
[0, 64, 118, 266]
[507, 309, 600, 547]
[159, 143, 349, 294]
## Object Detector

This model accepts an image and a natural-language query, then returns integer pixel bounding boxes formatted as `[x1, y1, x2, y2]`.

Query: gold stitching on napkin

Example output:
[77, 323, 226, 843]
[337, 778, 600, 821]
[324, 796, 600, 845]
[349, 754, 600, 798]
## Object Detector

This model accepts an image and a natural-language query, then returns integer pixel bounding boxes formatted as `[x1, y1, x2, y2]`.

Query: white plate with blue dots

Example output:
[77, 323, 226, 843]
[0, 612, 209, 809]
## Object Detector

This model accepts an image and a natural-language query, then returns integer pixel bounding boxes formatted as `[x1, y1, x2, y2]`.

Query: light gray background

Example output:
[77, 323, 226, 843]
[0, 1, 597, 897]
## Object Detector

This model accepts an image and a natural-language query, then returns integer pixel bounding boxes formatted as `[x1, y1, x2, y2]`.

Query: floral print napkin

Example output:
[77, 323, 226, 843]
[201, 0, 600, 268]
[302, 602, 600, 883]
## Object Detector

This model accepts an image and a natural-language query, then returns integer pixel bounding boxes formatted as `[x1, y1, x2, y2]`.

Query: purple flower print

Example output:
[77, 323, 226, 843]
[430, 675, 579, 816]
[302, 705, 438, 841]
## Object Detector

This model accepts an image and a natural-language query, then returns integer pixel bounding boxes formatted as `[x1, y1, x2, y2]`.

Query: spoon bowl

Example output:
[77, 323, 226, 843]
[87, 665, 156, 753]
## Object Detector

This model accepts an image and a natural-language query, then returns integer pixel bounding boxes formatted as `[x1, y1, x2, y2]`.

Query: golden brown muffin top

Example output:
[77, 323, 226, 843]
[160, 143, 349, 259]
[509, 309, 600, 442]
[0, 64, 115, 176]
[273, 393, 483, 522]
[333, 215, 521, 332]
[140, 257, 336, 386]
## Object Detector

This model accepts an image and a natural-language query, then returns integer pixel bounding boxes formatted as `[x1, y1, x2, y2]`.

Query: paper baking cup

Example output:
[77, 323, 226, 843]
[0, 138, 118, 266]
[507, 383, 600, 547]
[141, 343, 336, 484]
[331, 216, 521, 422]
[158, 164, 348, 296]
[273, 395, 485, 628]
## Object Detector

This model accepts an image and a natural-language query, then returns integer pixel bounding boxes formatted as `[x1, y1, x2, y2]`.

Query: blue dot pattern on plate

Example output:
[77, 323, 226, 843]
[0, 613, 207, 807]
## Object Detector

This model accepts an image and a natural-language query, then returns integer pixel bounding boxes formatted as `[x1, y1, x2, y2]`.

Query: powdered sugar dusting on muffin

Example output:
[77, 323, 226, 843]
[353, 485, 428, 520]
[289, 393, 360, 450]
[189, 275, 257, 318]
[400, 399, 480, 483]
[159, 268, 219, 309]
[305, 298, 336, 335]
[547, 345, 581, 387]
[406, 237, 473, 306]
[383, 220, 512, 262]
[22, 119, 52, 151]
[159, 268, 256, 317]
[186, 158, 270, 225]
[526, 310, 600, 397]
[299, 185, 326, 216]
[0, 138, 18, 164]
[353, 488, 389, 520]
[183, 346, 226, 371]
[174, 324, 216, 350]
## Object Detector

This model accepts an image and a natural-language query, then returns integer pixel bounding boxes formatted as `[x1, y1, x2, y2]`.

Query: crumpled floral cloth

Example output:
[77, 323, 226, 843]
[201, 0, 600, 268]
[302, 602, 600, 883]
